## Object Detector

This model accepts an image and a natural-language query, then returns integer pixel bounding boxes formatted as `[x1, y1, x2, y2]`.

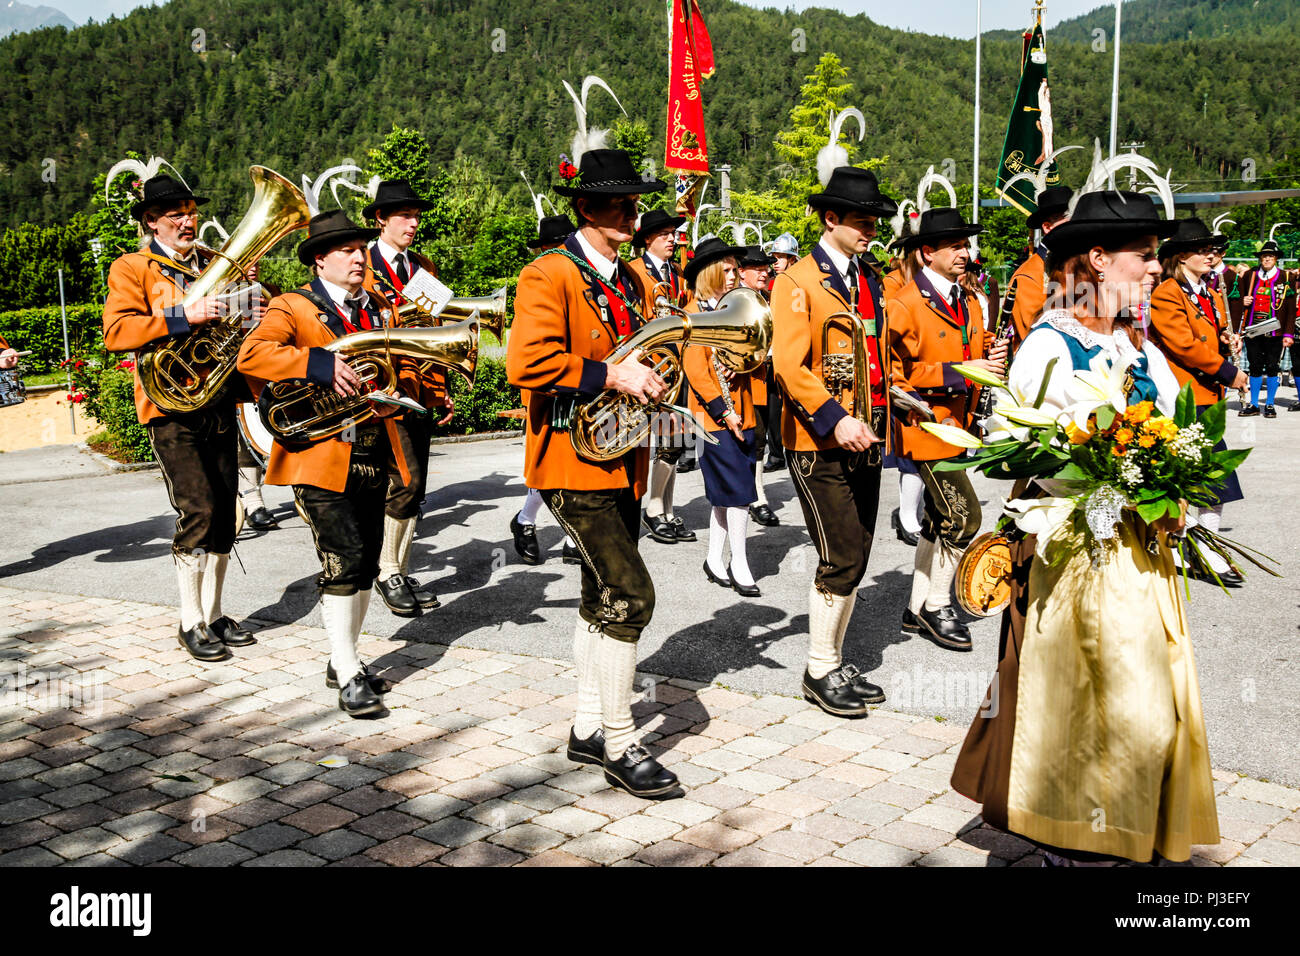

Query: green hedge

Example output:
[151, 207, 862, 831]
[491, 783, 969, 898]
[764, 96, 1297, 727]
[442, 355, 521, 435]
[0, 302, 105, 374]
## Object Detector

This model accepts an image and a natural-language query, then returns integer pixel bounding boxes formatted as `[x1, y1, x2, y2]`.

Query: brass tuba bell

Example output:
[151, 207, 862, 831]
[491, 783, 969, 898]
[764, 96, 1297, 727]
[137, 166, 312, 413]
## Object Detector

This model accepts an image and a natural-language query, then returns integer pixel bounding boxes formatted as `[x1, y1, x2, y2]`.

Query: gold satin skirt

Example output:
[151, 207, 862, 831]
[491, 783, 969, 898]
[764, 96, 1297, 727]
[1005, 514, 1220, 862]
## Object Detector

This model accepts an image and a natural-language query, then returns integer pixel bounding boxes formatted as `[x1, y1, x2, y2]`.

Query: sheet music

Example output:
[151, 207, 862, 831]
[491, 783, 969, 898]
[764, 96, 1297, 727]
[402, 267, 454, 318]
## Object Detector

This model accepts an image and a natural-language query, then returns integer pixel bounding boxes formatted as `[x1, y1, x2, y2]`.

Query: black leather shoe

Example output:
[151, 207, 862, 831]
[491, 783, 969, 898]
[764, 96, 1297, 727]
[917, 605, 973, 651]
[839, 663, 885, 704]
[763, 455, 786, 473]
[1239, 404, 1260, 417]
[326, 660, 393, 693]
[562, 542, 582, 564]
[1289, 401, 1300, 412]
[643, 513, 678, 544]
[749, 504, 779, 526]
[376, 574, 422, 618]
[668, 515, 697, 542]
[675, 457, 697, 473]
[208, 615, 256, 647]
[566, 726, 605, 766]
[404, 576, 440, 610]
[510, 513, 541, 565]
[1264, 405, 1277, 418]
[177, 624, 231, 662]
[901, 608, 922, 637]
[338, 672, 386, 717]
[603, 743, 680, 798]
[727, 565, 761, 597]
[703, 560, 731, 589]
[802, 667, 868, 718]
[247, 507, 278, 530]
[891, 508, 920, 546]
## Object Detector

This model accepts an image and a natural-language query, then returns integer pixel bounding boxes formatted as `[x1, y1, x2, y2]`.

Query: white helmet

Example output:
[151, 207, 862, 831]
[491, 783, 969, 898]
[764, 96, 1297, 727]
[766, 232, 800, 258]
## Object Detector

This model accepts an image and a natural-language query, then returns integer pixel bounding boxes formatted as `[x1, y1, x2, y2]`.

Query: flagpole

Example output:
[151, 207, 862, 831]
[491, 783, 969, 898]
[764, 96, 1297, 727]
[1109, 0, 1122, 162]
[972, 0, 982, 225]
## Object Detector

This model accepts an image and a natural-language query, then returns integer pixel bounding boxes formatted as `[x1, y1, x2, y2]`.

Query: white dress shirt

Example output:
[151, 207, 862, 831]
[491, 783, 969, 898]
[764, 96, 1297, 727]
[374, 238, 412, 278]
[575, 229, 619, 283]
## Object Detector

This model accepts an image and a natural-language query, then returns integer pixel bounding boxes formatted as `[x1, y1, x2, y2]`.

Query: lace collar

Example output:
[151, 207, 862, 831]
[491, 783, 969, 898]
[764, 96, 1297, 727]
[1041, 309, 1140, 361]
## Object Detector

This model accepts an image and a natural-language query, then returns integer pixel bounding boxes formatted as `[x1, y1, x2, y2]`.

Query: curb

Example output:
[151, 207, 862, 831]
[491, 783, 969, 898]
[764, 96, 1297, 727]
[430, 429, 522, 446]
[75, 442, 159, 474]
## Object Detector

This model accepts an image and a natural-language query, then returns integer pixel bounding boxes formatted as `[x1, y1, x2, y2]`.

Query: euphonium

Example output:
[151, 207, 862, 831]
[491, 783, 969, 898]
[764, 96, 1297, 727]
[571, 286, 772, 462]
[138, 166, 312, 413]
[821, 311, 881, 443]
[257, 317, 481, 445]
[395, 285, 506, 382]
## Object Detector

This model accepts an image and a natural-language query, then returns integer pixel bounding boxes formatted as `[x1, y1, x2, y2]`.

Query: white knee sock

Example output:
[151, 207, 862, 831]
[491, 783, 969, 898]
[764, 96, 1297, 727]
[706, 506, 728, 578]
[753, 460, 768, 507]
[322, 593, 362, 685]
[201, 553, 228, 624]
[378, 515, 410, 581]
[662, 468, 677, 519]
[726, 506, 755, 587]
[598, 635, 639, 760]
[518, 488, 544, 526]
[399, 516, 418, 576]
[807, 585, 852, 679]
[572, 618, 603, 738]
[645, 458, 672, 518]
[910, 536, 935, 614]
[238, 467, 265, 511]
[1197, 506, 1230, 573]
[899, 472, 924, 534]
[926, 540, 958, 610]
[176, 552, 206, 630]
[354, 588, 372, 635]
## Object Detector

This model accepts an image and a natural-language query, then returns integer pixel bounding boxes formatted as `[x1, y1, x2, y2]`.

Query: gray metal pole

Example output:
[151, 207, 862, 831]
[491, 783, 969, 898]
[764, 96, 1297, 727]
[973, 0, 982, 225]
[58, 268, 74, 435]
[1109, 0, 1122, 164]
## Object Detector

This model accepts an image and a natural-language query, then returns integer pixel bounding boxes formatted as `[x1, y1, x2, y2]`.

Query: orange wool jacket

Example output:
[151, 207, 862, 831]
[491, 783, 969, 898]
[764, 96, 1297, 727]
[1007, 249, 1048, 351]
[236, 283, 412, 493]
[362, 246, 449, 408]
[770, 248, 890, 452]
[505, 236, 653, 497]
[886, 273, 987, 462]
[102, 244, 216, 424]
[1148, 277, 1240, 407]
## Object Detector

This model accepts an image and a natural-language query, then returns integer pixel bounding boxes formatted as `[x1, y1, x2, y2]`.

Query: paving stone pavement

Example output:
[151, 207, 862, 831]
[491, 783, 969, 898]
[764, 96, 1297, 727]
[2, 585, 1297, 868]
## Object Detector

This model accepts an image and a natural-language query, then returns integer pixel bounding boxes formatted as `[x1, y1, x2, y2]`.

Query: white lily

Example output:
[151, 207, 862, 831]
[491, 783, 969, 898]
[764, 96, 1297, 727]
[1003, 495, 1079, 559]
[920, 421, 984, 449]
[997, 404, 1060, 428]
[983, 379, 1067, 442]
[1061, 352, 1134, 431]
[950, 362, 1006, 389]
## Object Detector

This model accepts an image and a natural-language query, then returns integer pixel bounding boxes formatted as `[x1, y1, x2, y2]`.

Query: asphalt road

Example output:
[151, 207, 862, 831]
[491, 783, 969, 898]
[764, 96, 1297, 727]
[0, 405, 1296, 785]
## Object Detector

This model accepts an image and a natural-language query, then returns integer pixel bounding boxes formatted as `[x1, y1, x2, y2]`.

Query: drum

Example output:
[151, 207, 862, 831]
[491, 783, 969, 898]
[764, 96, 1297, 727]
[0, 368, 26, 408]
[956, 532, 1014, 618]
[236, 401, 274, 467]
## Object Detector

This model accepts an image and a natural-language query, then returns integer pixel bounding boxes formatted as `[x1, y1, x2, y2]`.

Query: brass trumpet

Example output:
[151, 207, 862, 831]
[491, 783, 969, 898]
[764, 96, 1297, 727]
[395, 286, 506, 383]
[571, 286, 772, 462]
[138, 166, 312, 413]
[257, 318, 481, 445]
[821, 312, 881, 443]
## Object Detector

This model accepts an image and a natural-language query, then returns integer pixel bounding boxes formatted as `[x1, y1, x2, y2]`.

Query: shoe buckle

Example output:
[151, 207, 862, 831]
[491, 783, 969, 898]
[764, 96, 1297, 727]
[825, 670, 848, 689]
[839, 663, 860, 681]
[623, 742, 650, 763]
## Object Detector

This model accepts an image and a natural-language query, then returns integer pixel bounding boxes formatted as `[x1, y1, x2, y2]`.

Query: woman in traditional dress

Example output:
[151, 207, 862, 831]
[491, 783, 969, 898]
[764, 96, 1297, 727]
[951, 191, 1221, 865]
[683, 236, 762, 597]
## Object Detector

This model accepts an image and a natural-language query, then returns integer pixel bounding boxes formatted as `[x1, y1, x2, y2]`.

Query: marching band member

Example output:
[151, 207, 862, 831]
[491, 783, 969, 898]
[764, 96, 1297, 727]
[1006, 185, 1072, 351]
[362, 180, 450, 617]
[236, 263, 280, 532]
[237, 210, 409, 717]
[888, 207, 1005, 652]
[736, 245, 779, 525]
[102, 174, 257, 663]
[511, 214, 580, 565]
[766, 232, 800, 276]
[506, 147, 680, 798]
[762, 233, 800, 472]
[683, 237, 762, 597]
[1236, 240, 1295, 418]
[771, 167, 896, 718]
[1149, 218, 1247, 584]
[628, 208, 696, 546]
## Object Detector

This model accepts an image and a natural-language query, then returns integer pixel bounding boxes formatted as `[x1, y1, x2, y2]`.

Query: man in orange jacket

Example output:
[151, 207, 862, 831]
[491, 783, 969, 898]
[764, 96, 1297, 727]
[102, 174, 258, 663]
[1007, 185, 1072, 351]
[238, 210, 412, 718]
[506, 148, 680, 799]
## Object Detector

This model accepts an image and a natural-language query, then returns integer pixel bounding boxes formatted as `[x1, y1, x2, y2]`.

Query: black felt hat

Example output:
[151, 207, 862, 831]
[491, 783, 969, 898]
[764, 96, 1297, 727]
[808, 167, 898, 218]
[1259, 240, 1281, 256]
[554, 149, 667, 197]
[898, 207, 984, 251]
[362, 180, 435, 220]
[1042, 191, 1178, 260]
[527, 214, 576, 249]
[633, 208, 687, 247]
[683, 236, 745, 284]
[1158, 217, 1226, 259]
[131, 175, 209, 221]
[738, 245, 775, 268]
[296, 210, 380, 266]
[1026, 185, 1074, 230]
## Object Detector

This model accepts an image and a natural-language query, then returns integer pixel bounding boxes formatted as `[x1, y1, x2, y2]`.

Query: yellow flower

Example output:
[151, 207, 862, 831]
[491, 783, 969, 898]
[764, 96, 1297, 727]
[1124, 401, 1154, 424]
[1137, 433, 1156, 448]
[1112, 445, 1128, 457]
[1064, 422, 1092, 444]
[1115, 428, 1134, 445]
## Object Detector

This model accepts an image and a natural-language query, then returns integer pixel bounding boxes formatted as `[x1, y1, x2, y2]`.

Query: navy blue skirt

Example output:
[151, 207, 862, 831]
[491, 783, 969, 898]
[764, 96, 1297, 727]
[1197, 405, 1244, 506]
[700, 426, 757, 507]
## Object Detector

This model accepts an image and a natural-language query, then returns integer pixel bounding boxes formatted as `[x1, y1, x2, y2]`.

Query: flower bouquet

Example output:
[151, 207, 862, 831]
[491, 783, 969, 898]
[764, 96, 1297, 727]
[921, 353, 1279, 592]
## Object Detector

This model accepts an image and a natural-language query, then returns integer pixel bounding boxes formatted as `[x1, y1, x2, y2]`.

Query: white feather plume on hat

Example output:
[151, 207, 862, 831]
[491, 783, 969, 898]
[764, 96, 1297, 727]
[998, 144, 1084, 205]
[104, 155, 188, 202]
[816, 108, 865, 188]
[563, 75, 627, 166]
[519, 169, 557, 225]
[1068, 139, 1175, 220]
[300, 165, 376, 216]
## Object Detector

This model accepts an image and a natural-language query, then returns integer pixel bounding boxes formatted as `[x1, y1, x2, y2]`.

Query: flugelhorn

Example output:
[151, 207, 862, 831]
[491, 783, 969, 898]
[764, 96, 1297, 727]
[571, 286, 772, 462]
[138, 166, 312, 413]
[257, 318, 481, 445]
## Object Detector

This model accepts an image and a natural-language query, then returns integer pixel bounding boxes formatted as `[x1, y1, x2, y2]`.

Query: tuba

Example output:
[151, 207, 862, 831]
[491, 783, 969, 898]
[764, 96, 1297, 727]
[571, 286, 772, 462]
[138, 166, 312, 413]
[257, 318, 481, 445]
[821, 311, 881, 443]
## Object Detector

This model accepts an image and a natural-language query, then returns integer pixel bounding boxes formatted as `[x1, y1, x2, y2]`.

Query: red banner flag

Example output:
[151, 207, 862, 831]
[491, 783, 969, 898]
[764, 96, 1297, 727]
[664, 0, 711, 175]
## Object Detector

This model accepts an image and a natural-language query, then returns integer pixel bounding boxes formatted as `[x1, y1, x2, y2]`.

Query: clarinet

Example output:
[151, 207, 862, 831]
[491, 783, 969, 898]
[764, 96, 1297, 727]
[975, 280, 1018, 420]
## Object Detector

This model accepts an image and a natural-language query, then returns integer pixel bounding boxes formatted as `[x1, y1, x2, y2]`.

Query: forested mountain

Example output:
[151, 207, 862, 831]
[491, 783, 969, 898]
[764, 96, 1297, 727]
[0, 0, 1296, 230]
[1042, 0, 1300, 45]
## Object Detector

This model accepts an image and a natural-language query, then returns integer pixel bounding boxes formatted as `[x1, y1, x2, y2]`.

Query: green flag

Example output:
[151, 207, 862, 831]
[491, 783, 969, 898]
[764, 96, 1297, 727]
[996, 16, 1062, 216]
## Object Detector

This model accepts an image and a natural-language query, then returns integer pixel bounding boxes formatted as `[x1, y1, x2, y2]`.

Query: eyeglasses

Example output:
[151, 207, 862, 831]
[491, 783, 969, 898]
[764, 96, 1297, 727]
[160, 211, 199, 224]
